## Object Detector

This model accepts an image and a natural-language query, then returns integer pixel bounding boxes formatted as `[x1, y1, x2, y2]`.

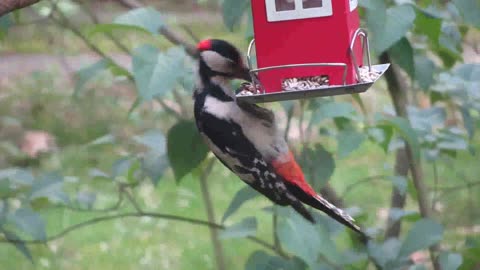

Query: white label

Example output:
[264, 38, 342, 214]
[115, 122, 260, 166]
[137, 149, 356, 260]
[266, 0, 333, 22]
[350, 0, 358, 11]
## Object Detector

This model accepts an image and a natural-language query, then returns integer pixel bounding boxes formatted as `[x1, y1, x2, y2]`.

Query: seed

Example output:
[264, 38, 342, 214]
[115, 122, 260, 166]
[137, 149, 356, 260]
[282, 75, 330, 91]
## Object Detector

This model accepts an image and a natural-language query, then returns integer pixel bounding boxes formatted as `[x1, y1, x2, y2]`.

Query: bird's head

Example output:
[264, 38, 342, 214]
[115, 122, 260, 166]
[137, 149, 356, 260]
[196, 39, 251, 85]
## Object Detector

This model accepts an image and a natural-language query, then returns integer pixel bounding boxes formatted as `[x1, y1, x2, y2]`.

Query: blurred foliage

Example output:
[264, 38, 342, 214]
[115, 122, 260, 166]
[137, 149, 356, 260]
[0, 0, 479, 269]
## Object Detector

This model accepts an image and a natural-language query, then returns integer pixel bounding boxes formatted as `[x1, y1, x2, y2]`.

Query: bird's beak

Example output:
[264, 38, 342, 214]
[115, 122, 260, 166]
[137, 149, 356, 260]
[235, 66, 252, 82]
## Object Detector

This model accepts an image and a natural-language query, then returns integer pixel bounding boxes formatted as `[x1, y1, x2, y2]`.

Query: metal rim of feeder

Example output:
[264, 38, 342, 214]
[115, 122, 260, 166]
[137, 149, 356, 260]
[246, 28, 373, 92]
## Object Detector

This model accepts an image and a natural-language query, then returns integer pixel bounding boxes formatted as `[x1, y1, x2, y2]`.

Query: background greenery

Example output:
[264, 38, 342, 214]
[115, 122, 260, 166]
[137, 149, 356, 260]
[0, 0, 479, 269]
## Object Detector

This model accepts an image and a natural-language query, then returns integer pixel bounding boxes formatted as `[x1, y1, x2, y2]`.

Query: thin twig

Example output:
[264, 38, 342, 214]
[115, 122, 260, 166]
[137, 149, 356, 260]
[154, 97, 184, 119]
[50, 6, 134, 82]
[431, 161, 439, 212]
[74, 0, 131, 54]
[113, 0, 197, 58]
[298, 100, 306, 145]
[318, 253, 343, 270]
[199, 159, 226, 270]
[284, 105, 294, 142]
[342, 175, 387, 198]
[0, 210, 280, 257]
[60, 190, 124, 213]
[124, 190, 143, 213]
[435, 181, 480, 192]
[272, 205, 282, 254]
[171, 89, 189, 117]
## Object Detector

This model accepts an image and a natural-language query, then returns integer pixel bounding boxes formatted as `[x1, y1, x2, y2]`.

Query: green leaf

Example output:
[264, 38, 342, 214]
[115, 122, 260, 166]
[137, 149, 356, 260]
[455, 64, 480, 82]
[367, 238, 402, 268]
[0, 168, 34, 187]
[111, 157, 132, 178]
[141, 150, 168, 185]
[73, 59, 109, 97]
[460, 107, 474, 139]
[114, 7, 164, 35]
[220, 217, 257, 239]
[0, 14, 13, 40]
[352, 93, 367, 116]
[76, 191, 96, 209]
[363, 0, 387, 40]
[436, 129, 468, 151]
[337, 129, 366, 159]
[278, 210, 341, 267]
[398, 218, 443, 258]
[368, 125, 394, 153]
[11, 208, 46, 241]
[438, 252, 463, 270]
[222, 186, 259, 223]
[313, 101, 357, 123]
[245, 250, 302, 270]
[389, 38, 415, 79]
[132, 45, 187, 101]
[452, 0, 480, 28]
[134, 129, 166, 151]
[222, 0, 248, 31]
[365, 4, 416, 53]
[301, 144, 335, 190]
[440, 25, 462, 53]
[414, 8, 442, 47]
[86, 134, 116, 147]
[0, 228, 33, 263]
[0, 179, 12, 198]
[378, 117, 421, 161]
[127, 159, 141, 184]
[414, 55, 435, 90]
[388, 208, 418, 223]
[167, 121, 209, 182]
[460, 245, 480, 270]
[29, 172, 68, 205]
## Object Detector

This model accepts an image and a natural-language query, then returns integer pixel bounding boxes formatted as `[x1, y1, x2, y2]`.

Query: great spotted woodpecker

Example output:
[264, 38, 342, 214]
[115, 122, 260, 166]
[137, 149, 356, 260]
[193, 39, 365, 237]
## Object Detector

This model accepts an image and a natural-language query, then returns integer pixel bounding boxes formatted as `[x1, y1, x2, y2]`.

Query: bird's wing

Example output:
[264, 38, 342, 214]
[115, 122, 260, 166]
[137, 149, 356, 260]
[196, 110, 314, 222]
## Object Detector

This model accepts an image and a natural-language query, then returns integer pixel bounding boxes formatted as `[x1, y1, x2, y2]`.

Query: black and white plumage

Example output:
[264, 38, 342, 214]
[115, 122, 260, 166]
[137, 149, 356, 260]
[193, 39, 365, 238]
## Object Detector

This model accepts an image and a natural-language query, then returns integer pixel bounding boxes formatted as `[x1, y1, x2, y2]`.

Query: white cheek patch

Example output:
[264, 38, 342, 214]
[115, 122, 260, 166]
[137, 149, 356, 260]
[201, 51, 234, 74]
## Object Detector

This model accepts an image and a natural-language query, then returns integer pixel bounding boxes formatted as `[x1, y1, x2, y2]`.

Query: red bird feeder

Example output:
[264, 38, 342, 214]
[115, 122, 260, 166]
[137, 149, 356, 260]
[236, 0, 390, 103]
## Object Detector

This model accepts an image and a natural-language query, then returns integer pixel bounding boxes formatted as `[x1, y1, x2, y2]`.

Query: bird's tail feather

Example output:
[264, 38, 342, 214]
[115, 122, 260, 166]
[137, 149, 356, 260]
[285, 182, 367, 238]
[309, 194, 367, 239]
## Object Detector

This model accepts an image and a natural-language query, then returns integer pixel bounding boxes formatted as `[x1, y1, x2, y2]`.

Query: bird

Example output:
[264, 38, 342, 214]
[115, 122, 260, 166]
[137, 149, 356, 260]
[193, 38, 366, 238]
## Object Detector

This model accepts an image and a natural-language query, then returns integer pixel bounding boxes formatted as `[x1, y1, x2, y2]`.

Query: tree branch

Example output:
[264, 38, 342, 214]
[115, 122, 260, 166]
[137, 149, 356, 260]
[380, 52, 440, 270]
[0, 0, 41, 17]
